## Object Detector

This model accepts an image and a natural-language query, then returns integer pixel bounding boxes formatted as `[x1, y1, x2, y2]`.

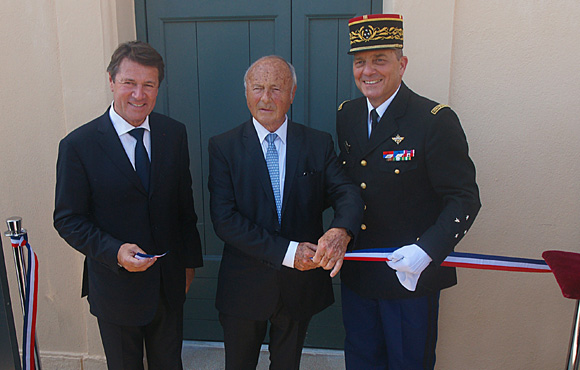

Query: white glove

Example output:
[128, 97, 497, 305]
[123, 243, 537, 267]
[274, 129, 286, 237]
[386, 244, 432, 291]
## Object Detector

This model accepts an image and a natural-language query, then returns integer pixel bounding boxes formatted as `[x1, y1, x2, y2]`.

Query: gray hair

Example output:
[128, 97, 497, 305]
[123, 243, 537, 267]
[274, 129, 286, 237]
[394, 48, 404, 60]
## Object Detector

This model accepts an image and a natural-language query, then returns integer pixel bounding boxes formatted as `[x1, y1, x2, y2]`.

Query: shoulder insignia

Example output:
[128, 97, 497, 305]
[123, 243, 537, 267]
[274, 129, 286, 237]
[431, 104, 450, 115]
[338, 100, 350, 111]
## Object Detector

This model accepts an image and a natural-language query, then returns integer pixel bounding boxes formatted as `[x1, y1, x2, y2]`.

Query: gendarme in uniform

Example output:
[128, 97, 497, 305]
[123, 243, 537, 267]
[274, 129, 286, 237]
[337, 14, 481, 370]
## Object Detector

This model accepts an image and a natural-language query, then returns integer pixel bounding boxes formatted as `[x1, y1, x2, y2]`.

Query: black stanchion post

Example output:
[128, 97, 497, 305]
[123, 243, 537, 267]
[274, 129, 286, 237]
[4, 217, 42, 370]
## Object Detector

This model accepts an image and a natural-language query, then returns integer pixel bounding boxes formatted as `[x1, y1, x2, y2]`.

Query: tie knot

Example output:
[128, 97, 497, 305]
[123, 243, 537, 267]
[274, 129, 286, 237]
[371, 109, 379, 123]
[266, 133, 277, 145]
[129, 128, 146, 141]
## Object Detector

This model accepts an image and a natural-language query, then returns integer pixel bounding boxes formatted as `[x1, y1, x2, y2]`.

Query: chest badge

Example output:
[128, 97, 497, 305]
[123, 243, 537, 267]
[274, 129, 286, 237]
[392, 134, 404, 145]
[384, 150, 415, 161]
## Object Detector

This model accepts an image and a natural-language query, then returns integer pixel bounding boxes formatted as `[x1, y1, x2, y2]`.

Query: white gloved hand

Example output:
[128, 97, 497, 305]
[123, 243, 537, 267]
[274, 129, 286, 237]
[386, 244, 432, 291]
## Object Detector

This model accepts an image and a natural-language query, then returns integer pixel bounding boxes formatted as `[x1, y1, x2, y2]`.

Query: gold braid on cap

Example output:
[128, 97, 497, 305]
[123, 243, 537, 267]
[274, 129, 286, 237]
[350, 25, 403, 45]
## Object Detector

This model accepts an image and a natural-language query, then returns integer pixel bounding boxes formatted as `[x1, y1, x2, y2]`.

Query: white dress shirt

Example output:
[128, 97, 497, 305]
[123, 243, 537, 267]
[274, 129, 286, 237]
[367, 84, 401, 138]
[109, 102, 151, 169]
[252, 117, 299, 268]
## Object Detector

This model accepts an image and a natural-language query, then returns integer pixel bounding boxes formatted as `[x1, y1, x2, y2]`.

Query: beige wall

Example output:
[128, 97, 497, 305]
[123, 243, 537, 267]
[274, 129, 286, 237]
[389, 0, 580, 368]
[0, 0, 135, 367]
[0, 0, 578, 368]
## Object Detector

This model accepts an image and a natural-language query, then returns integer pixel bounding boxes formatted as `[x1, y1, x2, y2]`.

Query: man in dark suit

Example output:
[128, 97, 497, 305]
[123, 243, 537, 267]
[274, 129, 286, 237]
[53, 41, 203, 370]
[337, 15, 481, 369]
[208, 55, 363, 369]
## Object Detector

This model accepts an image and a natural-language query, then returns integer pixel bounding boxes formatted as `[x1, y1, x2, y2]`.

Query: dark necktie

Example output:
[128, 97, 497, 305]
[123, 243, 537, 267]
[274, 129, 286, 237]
[129, 128, 150, 192]
[370, 109, 380, 138]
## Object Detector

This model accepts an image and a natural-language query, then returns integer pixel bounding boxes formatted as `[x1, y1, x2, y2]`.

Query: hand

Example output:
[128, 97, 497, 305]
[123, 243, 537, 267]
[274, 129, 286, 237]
[185, 268, 195, 294]
[386, 244, 432, 274]
[313, 228, 351, 277]
[117, 243, 157, 272]
[386, 244, 432, 291]
[294, 242, 319, 271]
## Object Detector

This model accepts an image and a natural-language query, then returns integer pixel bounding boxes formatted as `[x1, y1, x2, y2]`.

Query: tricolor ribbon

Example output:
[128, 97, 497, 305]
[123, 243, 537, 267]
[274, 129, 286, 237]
[344, 248, 551, 273]
[11, 235, 38, 370]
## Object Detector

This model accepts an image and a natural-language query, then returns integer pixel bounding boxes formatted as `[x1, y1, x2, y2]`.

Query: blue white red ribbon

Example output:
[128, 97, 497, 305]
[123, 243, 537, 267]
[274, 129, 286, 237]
[344, 248, 551, 273]
[11, 235, 38, 370]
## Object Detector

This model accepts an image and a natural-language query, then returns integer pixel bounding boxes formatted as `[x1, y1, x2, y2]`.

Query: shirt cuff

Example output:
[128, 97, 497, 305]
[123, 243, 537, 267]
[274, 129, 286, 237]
[282, 241, 299, 268]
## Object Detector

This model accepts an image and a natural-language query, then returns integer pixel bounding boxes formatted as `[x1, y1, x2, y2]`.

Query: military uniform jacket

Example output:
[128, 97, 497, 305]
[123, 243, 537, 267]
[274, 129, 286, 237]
[337, 82, 481, 299]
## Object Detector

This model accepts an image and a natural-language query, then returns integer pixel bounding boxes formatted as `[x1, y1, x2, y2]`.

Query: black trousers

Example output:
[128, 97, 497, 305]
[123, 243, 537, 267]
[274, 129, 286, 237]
[97, 292, 184, 370]
[219, 303, 311, 370]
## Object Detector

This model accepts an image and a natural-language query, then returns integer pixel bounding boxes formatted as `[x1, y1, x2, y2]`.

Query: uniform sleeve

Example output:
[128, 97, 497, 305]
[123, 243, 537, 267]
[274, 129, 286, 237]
[417, 108, 481, 264]
[322, 134, 364, 239]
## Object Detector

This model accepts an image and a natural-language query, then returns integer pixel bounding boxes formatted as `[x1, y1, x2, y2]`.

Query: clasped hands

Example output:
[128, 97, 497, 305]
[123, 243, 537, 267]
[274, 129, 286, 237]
[294, 228, 351, 277]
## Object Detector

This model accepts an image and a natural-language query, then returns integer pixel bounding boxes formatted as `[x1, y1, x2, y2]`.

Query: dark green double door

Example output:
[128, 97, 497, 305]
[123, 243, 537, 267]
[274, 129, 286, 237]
[136, 0, 381, 348]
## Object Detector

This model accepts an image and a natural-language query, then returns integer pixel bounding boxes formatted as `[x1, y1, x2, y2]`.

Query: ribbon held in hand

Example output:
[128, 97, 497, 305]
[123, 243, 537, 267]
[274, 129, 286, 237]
[385, 244, 432, 291]
[345, 248, 550, 273]
[345, 247, 551, 291]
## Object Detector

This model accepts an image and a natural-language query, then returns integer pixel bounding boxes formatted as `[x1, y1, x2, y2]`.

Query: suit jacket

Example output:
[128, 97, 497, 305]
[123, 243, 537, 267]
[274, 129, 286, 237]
[54, 109, 203, 326]
[208, 120, 363, 321]
[337, 82, 481, 299]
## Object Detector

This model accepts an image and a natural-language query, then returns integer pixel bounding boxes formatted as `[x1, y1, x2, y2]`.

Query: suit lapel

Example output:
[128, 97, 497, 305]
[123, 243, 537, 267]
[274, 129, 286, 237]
[96, 109, 148, 195]
[365, 110, 400, 155]
[346, 99, 369, 158]
[242, 121, 277, 210]
[149, 117, 163, 196]
[96, 110, 145, 192]
[362, 82, 410, 157]
[282, 121, 302, 220]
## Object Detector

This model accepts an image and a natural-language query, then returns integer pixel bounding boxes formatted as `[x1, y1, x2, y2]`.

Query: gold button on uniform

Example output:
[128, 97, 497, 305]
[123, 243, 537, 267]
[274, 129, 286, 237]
[394, 169, 400, 175]
[361, 224, 367, 230]
[342, 160, 347, 165]
[360, 182, 367, 189]
[360, 160, 367, 166]
[364, 204, 367, 210]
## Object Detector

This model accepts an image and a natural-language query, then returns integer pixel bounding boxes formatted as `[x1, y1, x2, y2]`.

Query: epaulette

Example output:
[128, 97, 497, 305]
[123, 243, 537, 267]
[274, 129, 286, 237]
[431, 104, 450, 115]
[338, 100, 350, 111]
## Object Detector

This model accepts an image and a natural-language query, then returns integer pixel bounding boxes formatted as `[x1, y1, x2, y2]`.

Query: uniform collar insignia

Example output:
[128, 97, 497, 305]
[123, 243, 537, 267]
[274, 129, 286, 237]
[345, 141, 351, 154]
[392, 134, 404, 145]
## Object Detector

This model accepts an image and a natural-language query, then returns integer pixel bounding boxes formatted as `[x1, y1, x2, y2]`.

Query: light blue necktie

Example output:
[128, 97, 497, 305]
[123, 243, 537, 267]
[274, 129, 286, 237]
[266, 133, 281, 224]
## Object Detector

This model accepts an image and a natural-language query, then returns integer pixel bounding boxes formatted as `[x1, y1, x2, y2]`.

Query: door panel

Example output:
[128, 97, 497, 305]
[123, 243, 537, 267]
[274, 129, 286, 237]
[138, 0, 380, 348]
[292, 0, 373, 135]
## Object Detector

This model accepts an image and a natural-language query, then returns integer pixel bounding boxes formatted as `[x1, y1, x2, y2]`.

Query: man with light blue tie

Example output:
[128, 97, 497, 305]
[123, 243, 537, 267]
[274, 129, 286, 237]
[208, 55, 363, 370]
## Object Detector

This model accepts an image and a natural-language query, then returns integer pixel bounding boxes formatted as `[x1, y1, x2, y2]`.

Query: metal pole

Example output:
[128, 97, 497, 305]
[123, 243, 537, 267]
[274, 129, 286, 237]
[4, 217, 42, 370]
[567, 300, 580, 370]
